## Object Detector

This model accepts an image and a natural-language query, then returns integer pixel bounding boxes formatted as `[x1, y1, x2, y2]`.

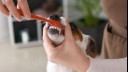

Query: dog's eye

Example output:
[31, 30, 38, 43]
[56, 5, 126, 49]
[71, 25, 76, 29]
[70, 22, 78, 32]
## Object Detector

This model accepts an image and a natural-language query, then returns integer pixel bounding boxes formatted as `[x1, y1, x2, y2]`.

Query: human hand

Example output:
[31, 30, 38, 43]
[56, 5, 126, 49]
[43, 23, 90, 72]
[0, 0, 31, 21]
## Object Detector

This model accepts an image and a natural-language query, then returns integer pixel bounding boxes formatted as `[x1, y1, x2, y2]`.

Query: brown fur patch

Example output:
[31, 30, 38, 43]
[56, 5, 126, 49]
[72, 29, 83, 42]
[86, 37, 97, 58]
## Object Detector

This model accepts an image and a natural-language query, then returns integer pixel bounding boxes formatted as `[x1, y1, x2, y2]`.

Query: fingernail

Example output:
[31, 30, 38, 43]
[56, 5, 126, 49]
[26, 14, 31, 20]
[16, 17, 22, 22]
[6, 13, 10, 17]
[17, 18, 22, 22]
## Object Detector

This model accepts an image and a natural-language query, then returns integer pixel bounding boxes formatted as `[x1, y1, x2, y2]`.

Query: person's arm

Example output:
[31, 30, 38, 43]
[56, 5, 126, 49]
[43, 23, 127, 72]
[87, 58, 127, 72]
[0, 0, 31, 21]
[43, 23, 90, 72]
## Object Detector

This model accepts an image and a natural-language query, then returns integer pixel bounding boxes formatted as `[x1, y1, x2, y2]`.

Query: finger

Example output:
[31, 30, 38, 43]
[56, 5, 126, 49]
[43, 25, 53, 47]
[4, 0, 22, 21]
[0, 0, 9, 16]
[18, 0, 31, 20]
[65, 22, 74, 40]
[43, 24, 49, 41]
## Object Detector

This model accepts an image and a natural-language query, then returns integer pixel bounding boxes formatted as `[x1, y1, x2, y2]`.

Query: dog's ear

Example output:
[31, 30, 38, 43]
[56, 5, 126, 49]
[86, 36, 97, 58]
[69, 22, 83, 41]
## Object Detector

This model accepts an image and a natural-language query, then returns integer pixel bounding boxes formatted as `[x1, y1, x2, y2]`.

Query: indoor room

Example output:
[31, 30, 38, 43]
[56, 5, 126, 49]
[0, 0, 127, 72]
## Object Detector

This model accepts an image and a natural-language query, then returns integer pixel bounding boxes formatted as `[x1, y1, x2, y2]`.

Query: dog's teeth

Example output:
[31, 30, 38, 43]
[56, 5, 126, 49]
[59, 28, 61, 31]
[49, 26, 61, 33]
[58, 29, 61, 34]
[59, 30, 61, 34]
[53, 27, 56, 29]
[50, 26, 54, 29]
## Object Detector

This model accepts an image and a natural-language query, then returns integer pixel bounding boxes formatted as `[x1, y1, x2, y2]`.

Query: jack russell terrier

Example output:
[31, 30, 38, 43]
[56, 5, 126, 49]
[43, 14, 97, 72]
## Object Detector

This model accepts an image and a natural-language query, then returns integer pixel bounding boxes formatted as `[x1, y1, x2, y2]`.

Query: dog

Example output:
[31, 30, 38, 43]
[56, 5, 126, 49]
[43, 14, 97, 72]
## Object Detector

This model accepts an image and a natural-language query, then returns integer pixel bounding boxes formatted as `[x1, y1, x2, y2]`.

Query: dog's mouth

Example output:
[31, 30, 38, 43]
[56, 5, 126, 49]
[46, 14, 66, 46]
[48, 26, 64, 35]
[47, 15, 65, 36]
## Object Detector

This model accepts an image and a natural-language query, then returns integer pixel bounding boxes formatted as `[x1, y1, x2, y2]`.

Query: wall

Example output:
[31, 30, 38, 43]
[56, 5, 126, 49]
[0, 13, 9, 43]
[67, 0, 108, 21]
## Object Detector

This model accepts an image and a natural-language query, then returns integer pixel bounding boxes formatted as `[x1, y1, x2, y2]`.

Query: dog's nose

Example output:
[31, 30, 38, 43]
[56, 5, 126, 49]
[50, 14, 61, 21]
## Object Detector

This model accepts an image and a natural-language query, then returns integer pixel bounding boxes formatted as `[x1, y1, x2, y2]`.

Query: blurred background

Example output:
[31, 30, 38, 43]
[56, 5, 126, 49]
[0, 0, 108, 72]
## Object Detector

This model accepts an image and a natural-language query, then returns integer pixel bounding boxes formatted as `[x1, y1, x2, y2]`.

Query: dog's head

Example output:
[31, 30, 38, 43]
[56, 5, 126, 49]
[43, 14, 97, 58]
[46, 15, 66, 46]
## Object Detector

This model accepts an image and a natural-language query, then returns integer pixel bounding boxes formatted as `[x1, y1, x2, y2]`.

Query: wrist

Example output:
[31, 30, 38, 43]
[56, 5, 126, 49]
[77, 58, 90, 72]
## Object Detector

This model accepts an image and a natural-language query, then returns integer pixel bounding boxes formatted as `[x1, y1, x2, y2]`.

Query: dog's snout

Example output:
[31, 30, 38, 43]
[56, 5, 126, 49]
[50, 14, 61, 21]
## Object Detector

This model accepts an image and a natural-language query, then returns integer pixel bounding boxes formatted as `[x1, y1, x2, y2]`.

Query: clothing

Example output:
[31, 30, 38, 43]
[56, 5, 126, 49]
[101, 0, 127, 59]
[87, 58, 127, 72]
[101, 23, 127, 59]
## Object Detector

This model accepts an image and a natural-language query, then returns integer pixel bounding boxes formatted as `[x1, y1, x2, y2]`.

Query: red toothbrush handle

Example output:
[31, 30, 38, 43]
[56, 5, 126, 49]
[31, 15, 62, 28]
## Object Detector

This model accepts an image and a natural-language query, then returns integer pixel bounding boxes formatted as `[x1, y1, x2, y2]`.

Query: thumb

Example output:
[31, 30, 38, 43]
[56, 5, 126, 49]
[43, 24, 53, 47]
[64, 22, 74, 41]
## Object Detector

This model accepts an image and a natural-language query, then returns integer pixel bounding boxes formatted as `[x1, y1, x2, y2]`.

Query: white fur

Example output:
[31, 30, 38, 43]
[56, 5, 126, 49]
[60, 17, 67, 26]
[76, 34, 91, 56]
[48, 33, 65, 45]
